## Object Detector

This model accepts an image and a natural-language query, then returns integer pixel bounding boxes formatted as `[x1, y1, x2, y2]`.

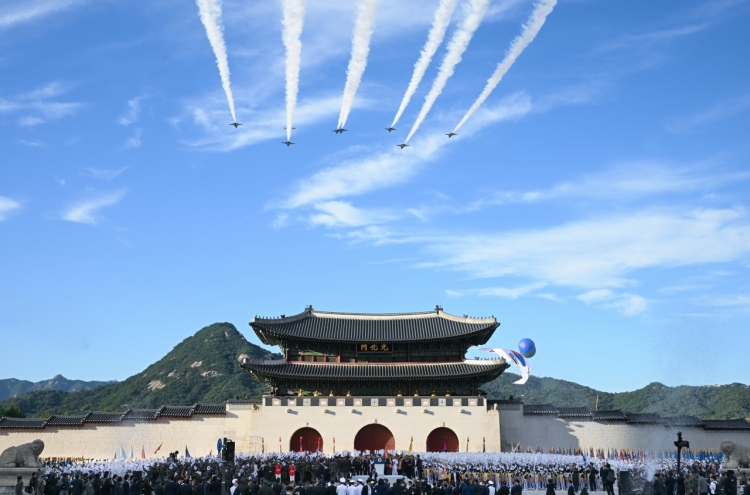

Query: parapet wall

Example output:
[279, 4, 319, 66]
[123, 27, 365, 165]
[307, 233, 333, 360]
[498, 406, 750, 452]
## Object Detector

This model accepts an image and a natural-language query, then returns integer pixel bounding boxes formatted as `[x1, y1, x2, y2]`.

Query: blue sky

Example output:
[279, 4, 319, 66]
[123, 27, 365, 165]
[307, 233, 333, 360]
[1, 0, 749, 392]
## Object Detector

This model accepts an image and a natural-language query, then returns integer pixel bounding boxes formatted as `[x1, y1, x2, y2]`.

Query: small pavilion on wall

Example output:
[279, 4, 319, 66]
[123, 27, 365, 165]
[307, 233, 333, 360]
[241, 305, 509, 397]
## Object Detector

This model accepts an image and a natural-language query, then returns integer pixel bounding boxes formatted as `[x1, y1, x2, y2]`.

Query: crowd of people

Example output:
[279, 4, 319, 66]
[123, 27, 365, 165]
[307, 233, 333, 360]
[11, 451, 742, 495]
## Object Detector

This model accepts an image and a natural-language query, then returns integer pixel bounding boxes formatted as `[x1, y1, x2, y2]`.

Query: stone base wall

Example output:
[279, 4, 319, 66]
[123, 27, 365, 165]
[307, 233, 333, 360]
[499, 408, 750, 452]
[2, 402, 746, 459]
[0, 399, 500, 458]
[0, 411, 252, 460]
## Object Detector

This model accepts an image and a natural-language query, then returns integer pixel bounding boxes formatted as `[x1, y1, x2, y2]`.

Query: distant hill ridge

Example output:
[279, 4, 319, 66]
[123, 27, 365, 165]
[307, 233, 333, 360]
[1, 322, 748, 419]
[0, 375, 113, 401]
[0, 323, 276, 417]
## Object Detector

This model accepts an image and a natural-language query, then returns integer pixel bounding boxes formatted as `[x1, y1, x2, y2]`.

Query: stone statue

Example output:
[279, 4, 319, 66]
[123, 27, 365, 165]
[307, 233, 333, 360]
[0, 440, 44, 468]
[721, 441, 750, 470]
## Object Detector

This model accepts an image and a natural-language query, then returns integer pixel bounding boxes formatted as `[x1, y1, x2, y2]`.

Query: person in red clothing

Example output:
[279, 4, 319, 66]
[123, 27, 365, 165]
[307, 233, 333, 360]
[288, 465, 296, 485]
[274, 463, 282, 483]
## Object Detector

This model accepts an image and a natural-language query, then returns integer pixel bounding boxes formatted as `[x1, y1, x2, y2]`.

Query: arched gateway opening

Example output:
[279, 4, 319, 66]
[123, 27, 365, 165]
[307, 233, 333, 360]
[354, 424, 395, 452]
[426, 427, 459, 452]
[290, 427, 323, 452]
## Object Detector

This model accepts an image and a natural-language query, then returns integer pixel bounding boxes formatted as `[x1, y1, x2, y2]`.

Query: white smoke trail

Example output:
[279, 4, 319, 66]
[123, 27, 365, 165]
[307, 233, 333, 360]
[404, 0, 491, 143]
[337, 0, 381, 130]
[452, 0, 556, 133]
[390, 0, 459, 129]
[282, 0, 306, 141]
[195, 0, 237, 123]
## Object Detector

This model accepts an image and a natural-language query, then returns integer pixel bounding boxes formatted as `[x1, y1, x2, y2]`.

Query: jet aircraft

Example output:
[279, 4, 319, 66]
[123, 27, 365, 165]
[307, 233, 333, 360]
[445, 132, 457, 138]
[332, 128, 347, 134]
[282, 141, 295, 147]
[397, 143, 410, 149]
[385, 127, 396, 133]
[230, 122, 242, 128]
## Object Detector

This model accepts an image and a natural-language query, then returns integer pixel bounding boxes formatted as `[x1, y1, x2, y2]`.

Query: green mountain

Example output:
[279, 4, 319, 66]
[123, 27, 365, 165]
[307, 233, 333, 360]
[0, 323, 276, 417]
[2, 325, 749, 420]
[0, 375, 113, 400]
[483, 373, 750, 419]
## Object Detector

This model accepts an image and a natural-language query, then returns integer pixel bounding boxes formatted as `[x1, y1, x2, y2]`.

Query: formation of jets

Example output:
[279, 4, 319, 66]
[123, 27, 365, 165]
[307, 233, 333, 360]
[229, 123, 458, 147]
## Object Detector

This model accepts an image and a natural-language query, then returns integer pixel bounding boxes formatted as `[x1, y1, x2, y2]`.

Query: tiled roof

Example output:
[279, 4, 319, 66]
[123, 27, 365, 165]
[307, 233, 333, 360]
[626, 413, 664, 424]
[242, 359, 508, 380]
[124, 409, 160, 420]
[83, 412, 126, 423]
[46, 415, 87, 426]
[160, 406, 194, 417]
[251, 307, 498, 344]
[523, 404, 559, 415]
[558, 407, 592, 418]
[0, 418, 47, 429]
[703, 419, 750, 430]
[665, 416, 705, 427]
[593, 409, 628, 421]
[193, 403, 226, 414]
[226, 399, 262, 405]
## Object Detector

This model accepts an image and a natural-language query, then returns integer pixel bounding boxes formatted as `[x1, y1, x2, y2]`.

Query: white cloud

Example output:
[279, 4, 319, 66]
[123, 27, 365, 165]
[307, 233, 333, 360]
[0, 196, 22, 221]
[668, 94, 750, 134]
[0, 81, 82, 126]
[598, 24, 709, 53]
[577, 289, 615, 304]
[62, 190, 127, 225]
[308, 201, 397, 228]
[0, 0, 87, 30]
[123, 128, 142, 149]
[281, 92, 535, 209]
[80, 167, 128, 180]
[17, 139, 44, 147]
[657, 284, 711, 295]
[179, 93, 348, 152]
[468, 162, 749, 211]
[446, 282, 547, 299]
[118, 96, 149, 126]
[577, 289, 647, 316]
[695, 295, 750, 307]
[421, 208, 750, 289]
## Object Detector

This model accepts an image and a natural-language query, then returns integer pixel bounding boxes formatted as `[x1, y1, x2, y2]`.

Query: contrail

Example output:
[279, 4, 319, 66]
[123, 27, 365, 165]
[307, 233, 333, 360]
[452, 0, 556, 133]
[282, 0, 306, 141]
[195, 0, 237, 123]
[390, 0, 459, 129]
[404, 0, 491, 143]
[337, 0, 381, 130]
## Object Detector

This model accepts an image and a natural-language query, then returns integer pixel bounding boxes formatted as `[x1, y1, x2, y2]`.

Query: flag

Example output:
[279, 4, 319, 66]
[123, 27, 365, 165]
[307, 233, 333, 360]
[332, 437, 335, 454]
[478, 348, 531, 384]
[114, 452, 117, 461]
[141, 445, 145, 459]
[408, 437, 413, 454]
[443, 437, 448, 452]
[279, 437, 282, 454]
[129, 446, 134, 459]
[217, 438, 223, 454]
[466, 437, 469, 452]
[317, 437, 321, 452]
[261, 437, 264, 454]
[185, 446, 191, 459]
[154, 442, 163, 455]
[483, 437, 486, 453]
[119, 446, 127, 460]
[300, 436, 303, 453]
